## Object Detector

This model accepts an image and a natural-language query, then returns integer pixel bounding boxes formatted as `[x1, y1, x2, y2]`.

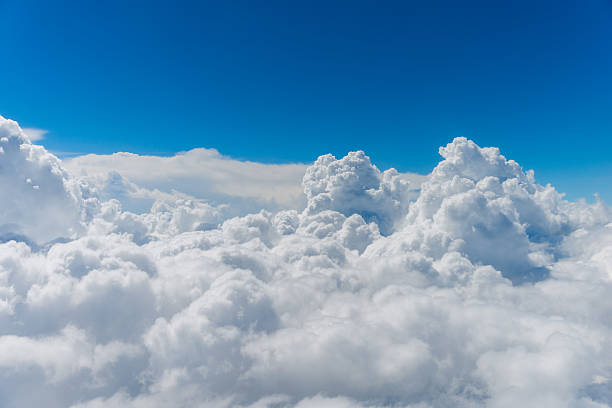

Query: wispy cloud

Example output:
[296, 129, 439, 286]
[64, 148, 310, 212]
[22, 127, 49, 141]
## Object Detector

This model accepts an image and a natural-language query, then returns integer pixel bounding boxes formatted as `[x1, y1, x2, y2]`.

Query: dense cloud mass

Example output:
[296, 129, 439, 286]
[0, 114, 611, 407]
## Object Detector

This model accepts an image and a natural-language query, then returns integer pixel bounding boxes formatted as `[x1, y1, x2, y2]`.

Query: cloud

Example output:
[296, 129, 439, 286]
[21, 127, 49, 142]
[63, 149, 310, 213]
[0, 115, 611, 408]
[0, 116, 88, 243]
[303, 150, 424, 235]
[63, 149, 428, 216]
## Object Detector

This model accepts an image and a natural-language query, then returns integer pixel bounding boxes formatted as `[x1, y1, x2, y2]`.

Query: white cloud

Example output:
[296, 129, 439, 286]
[22, 127, 49, 141]
[0, 117, 88, 243]
[303, 150, 424, 235]
[63, 148, 427, 216]
[64, 148, 310, 213]
[0, 115, 611, 408]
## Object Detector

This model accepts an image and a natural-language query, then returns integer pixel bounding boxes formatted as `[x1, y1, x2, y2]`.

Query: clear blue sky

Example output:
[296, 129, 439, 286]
[0, 0, 610, 201]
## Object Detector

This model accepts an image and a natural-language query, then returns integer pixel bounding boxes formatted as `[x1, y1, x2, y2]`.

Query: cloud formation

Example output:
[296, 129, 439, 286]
[0, 118, 90, 243]
[63, 148, 426, 217]
[0, 114, 611, 408]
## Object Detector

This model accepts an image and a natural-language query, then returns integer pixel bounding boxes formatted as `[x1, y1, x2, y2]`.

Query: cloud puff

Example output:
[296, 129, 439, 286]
[0, 116, 611, 408]
[0, 116, 90, 244]
[302, 150, 422, 235]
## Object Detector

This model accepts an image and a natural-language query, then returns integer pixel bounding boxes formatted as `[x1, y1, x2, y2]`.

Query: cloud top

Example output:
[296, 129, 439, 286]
[0, 116, 87, 243]
[303, 150, 417, 235]
[64, 148, 309, 213]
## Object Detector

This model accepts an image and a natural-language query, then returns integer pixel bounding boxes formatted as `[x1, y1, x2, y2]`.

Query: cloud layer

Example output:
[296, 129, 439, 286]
[64, 148, 309, 214]
[0, 114, 611, 408]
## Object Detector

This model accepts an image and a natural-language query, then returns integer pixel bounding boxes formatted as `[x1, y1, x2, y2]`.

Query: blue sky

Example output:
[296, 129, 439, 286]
[0, 0, 610, 201]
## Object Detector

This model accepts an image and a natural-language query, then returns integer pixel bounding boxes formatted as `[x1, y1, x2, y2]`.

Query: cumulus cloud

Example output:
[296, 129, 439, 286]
[0, 117, 91, 243]
[0, 115, 611, 408]
[303, 150, 422, 235]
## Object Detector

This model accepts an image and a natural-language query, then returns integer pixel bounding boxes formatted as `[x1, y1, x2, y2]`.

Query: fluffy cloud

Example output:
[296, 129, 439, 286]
[0, 117, 91, 244]
[302, 150, 421, 235]
[0, 115, 611, 408]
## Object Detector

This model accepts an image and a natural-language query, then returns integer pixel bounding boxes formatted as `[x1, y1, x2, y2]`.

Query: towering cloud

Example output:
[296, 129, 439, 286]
[375, 137, 608, 284]
[302, 150, 416, 235]
[0, 115, 610, 408]
[0, 117, 88, 244]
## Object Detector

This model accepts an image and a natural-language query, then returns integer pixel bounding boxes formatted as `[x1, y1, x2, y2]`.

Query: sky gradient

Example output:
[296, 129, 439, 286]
[0, 0, 610, 201]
